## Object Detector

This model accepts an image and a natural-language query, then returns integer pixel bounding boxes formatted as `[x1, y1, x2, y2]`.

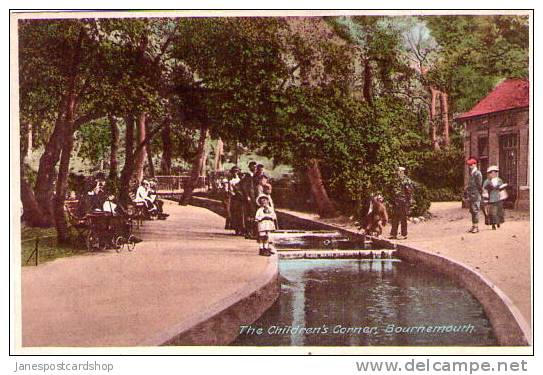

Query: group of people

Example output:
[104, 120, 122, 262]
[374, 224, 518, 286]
[362, 160, 508, 240]
[216, 157, 506, 254]
[76, 175, 168, 221]
[465, 158, 507, 233]
[221, 161, 278, 256]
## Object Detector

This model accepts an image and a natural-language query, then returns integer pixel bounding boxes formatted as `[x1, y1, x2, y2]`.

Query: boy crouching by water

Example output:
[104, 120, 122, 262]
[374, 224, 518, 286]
[255, 194, 276, 256]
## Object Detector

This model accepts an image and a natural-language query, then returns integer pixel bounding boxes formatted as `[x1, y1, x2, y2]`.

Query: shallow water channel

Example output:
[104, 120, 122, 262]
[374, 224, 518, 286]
[232, 258, 497, 346]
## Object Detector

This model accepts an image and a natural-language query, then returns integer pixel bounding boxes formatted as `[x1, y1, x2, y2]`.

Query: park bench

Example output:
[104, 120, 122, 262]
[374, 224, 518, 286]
[64, 199, 90, 242]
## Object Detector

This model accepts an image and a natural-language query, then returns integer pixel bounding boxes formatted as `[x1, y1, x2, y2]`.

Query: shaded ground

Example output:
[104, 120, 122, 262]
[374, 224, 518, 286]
[21, 201, 271, 347]
[280, 202, 532, 328]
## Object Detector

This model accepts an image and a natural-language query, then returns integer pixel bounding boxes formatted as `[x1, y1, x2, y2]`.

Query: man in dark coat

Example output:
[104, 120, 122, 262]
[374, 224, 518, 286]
[240, 161, 258, 238]
[465, 158, 483, 233]
[389, 166, 414, 240]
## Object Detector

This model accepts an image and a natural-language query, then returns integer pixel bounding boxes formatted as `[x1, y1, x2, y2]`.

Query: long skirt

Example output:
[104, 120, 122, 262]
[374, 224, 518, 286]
[242, 200, 257, 238]
[230, 196, 245, 234]
[223, 194, 232, 229]
[486, 201, 505, 225]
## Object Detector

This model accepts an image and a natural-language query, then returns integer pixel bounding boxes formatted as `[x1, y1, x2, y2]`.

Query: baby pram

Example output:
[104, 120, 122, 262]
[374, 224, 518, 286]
[85, 211, 137, 252]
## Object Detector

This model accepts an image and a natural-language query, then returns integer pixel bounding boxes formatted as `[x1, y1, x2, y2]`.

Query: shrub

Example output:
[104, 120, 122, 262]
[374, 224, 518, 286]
[410, 181, 432, 217]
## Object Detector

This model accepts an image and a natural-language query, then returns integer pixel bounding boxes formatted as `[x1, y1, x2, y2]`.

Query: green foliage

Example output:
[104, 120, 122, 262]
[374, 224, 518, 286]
[410, 182, 432, 217]
[75, 118, 111, 164]
[426, 187, 463, 202]
[410, 148, 465, 191]
[19, 15, 528, 221]
[424, 15, 529, 113]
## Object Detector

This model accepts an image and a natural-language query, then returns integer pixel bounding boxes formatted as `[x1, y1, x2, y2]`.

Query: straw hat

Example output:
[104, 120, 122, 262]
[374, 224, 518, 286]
[487, 165, 499, 173]
[256, 194, 270, 205]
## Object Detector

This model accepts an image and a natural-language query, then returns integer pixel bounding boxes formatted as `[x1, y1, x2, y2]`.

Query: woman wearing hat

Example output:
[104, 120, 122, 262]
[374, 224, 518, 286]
[226, 166, 244, 234]
[255, 194, 277, 256]
[482, 166, 506, 230]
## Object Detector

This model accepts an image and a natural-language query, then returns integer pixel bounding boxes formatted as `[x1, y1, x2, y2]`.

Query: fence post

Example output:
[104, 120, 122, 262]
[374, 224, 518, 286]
[35, 237, 39, 266]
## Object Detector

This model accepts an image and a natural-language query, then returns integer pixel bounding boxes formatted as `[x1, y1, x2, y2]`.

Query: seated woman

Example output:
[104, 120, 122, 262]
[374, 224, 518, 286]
[103, 193, 122, 215]
[77, 179, 106, 216]
[147, 179, 168, 219]
[134, 180, 158, 217]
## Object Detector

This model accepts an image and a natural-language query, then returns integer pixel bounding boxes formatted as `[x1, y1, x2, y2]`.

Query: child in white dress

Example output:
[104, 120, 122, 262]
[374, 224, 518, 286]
[255, 195, 277, 256]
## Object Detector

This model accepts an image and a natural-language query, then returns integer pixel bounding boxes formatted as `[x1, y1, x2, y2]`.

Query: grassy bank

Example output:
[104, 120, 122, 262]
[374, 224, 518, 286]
[21, 226, 84, 267]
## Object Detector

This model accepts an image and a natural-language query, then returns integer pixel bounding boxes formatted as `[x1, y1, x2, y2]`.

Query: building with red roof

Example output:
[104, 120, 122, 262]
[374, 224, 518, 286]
[457, 78, 530, 209]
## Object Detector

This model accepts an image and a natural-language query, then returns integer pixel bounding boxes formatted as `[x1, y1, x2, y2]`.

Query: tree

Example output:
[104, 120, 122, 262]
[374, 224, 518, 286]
[19, 19, 107, 239]
[172, 17, 291, 203]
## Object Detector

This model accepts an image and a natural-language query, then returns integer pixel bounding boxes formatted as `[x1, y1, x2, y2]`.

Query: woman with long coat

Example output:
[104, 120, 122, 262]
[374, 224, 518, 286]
[482, 165, 506, 230]
[228, 166, 245, 235]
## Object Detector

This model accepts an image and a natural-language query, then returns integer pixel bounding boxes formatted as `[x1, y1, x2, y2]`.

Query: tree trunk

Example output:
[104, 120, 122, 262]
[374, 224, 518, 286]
[145, 120, 155, 178]
[146, 142, 155, 177]
[119, 114, 135, 206]
[180, 124, 208, 205]
[133, 112, 147, 183]
[24, 122, 33, 160]
[200, 147, 208, 177]
[363, 59, 373, 106]
[440, 91, 450, 147]
[160, 118, 172, 175]
[53, 27, 85, 243]
[306, 158, 337, 218]
[108, 115, 119, 180]
[34, 111, 65, 225]
[429, 87, 440, 151]
[214, 138, 224, 172]
[233, 141, 239, 165]
[53, 114, 75, 244]
[21, 176, 48, 227]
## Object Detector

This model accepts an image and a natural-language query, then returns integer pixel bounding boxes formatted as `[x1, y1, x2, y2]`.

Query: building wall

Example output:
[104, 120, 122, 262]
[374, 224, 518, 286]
[463, 108, 529, 210]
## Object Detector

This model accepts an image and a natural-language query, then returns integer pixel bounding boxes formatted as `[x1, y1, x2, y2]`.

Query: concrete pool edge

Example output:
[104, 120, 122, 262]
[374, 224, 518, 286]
[188, 196, 531, 346]
[278, 209, 531, 347]
[138, 251, 280, 346]
[393, 244, 531, 346]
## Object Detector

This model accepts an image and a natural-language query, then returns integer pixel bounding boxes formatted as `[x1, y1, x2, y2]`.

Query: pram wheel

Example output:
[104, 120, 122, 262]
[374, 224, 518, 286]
[114, 236, 126, 253]
[126, 235, 137, 251]
[86, 232, 101, 252]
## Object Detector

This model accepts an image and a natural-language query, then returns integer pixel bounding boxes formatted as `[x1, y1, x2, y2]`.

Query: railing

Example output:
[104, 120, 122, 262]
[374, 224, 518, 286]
[154, 175, 208, 192]
[21, 235, 58, 266]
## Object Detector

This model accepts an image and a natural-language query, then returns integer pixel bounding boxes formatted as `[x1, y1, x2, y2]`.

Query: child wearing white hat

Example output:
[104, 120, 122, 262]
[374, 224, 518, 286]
[255, 195, 277, 256]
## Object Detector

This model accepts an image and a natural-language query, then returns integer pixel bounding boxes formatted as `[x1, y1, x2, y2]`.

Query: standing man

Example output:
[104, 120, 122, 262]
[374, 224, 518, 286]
[241, 161, 258, 238]
[465, 158, 483, 233]
[389, 166, 414, 240]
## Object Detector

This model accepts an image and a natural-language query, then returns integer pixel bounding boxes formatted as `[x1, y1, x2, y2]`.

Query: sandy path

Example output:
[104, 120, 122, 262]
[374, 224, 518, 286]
[21, 201, 271, 347]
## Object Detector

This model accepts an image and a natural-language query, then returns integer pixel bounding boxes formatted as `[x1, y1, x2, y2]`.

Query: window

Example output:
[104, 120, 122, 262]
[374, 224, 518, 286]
[499, 133, 518, 187]
[478, 136, 489, 176]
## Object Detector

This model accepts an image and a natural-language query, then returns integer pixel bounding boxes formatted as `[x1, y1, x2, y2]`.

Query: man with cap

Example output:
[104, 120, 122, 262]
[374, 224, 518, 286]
[389, 166, 414, 240]
[464, 158, 483, 233]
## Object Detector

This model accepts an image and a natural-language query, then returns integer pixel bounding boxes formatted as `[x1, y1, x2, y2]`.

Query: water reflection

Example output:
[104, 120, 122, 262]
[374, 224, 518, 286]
[232, 259, 497, 346]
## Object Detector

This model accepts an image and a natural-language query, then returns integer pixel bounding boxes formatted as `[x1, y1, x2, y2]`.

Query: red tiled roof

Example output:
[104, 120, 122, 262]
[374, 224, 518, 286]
[456, 79, 529, 120]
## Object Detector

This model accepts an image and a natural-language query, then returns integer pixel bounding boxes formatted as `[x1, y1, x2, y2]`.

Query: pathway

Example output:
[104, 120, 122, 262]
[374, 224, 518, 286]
[21, 201, 273, 347]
